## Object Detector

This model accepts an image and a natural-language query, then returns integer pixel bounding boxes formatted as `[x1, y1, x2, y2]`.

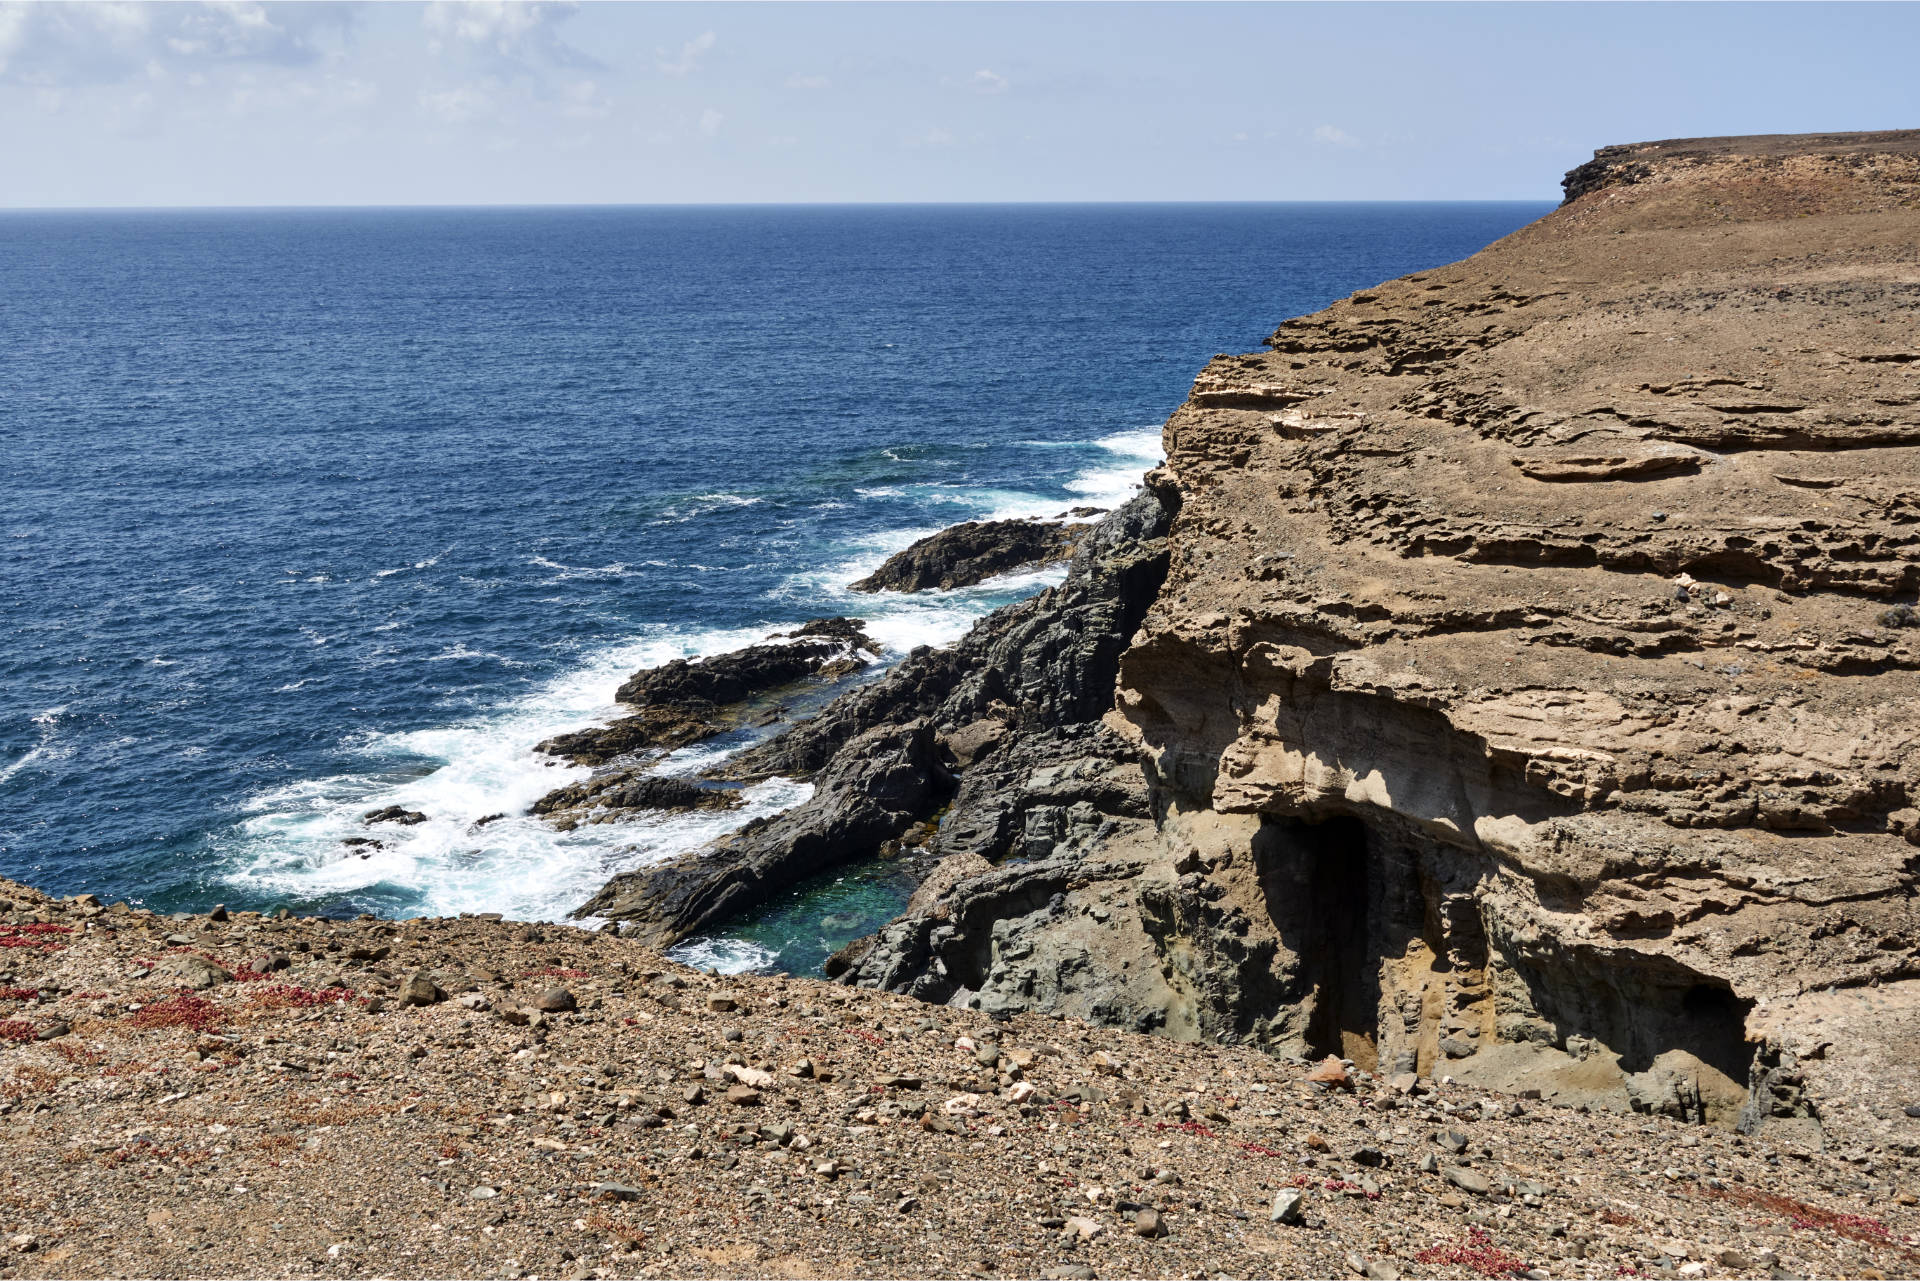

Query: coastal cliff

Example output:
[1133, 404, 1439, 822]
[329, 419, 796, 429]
[7, 132, 1920, 1281]
[585, 131, 1920, 1147]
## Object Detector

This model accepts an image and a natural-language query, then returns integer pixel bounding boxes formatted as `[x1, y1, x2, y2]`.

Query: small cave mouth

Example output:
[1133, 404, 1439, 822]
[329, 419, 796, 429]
[1504, 962, 1760, 1127]
[1254, 814, 1385, 1069]
[1672, 981, 1756, 1083]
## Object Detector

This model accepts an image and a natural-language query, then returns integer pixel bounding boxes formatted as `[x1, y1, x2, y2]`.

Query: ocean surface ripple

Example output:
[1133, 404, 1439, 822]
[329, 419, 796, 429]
[0, 202, 1550, 968]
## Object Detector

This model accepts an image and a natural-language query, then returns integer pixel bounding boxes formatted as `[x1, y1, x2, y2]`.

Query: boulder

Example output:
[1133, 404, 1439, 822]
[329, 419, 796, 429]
[398, 971, 445, 1007]
[150, 954, 230, 991]
[849, 519, 1084, 593]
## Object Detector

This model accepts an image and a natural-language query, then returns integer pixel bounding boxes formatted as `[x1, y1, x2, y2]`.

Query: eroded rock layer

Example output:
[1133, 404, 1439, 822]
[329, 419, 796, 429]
[585, 132, 1920, 1149]
[1104, 131, 1920, 1136]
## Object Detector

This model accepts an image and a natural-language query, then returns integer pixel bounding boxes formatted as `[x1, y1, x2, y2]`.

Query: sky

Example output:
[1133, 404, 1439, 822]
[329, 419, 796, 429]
[0, 1, 1915, 207]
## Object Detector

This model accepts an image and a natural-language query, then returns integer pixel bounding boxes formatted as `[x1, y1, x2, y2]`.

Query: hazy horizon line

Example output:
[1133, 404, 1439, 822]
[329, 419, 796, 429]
[0, 197, 1562, 215]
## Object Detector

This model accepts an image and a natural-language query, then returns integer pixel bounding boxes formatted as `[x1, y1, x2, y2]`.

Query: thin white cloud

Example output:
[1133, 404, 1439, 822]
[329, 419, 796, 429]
[904, 126, 954, 148]
[422, 1, 599, 71]
[971, 68, 1007, 94]
[1312, 123, 1361, 148]
[557, 77, 607, 119]
[784, 73, 829, 90]
[424, 1, 540, 53]
[0, 6, 29, 77]
[0, 1, 352, 85]
[418, 81, 492, 124]
[697, 106, 723, 137]
[658, 30, 714, 77]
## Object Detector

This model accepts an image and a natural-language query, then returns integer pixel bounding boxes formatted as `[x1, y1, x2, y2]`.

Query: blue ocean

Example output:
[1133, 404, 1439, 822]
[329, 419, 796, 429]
[1, 202, 1549, 971]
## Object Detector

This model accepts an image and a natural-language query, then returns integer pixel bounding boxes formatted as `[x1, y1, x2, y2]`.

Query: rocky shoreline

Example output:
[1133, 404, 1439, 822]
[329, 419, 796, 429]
[574, 490, 1171, 952]
[569, 130, 1920, 1159]
[8, 130, 1920, 1279]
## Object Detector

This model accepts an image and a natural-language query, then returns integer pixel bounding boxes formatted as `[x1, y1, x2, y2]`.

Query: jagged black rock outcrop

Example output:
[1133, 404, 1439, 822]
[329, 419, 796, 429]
[574, 489, 1172, 944]
[849, 518, 1084, 593]
[534, 617, 878, 767]
[530, 773, 740, 827]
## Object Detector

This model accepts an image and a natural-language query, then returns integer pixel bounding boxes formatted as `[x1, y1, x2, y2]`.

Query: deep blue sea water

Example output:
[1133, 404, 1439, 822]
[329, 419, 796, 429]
[1, 202, 1550, 971]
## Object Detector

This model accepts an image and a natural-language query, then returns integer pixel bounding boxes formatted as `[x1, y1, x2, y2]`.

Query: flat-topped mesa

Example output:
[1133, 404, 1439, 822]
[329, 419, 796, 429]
[849, 517, 1086, 593]
[1560, 128, 1920, 202]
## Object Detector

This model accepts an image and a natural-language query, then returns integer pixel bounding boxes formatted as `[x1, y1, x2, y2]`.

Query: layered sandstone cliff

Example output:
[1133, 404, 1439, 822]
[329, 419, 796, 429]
[587, 132, 1920, 1149]
[1099, 130, 1920, 1136]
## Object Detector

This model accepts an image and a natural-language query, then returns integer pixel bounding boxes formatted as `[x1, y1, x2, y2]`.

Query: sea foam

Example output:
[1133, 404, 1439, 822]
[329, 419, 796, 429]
[217, 428, 1165, 926]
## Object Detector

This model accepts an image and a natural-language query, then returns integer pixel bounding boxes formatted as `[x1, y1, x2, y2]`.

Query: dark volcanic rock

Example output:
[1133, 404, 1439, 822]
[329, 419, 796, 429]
[535, 618, 879, 767]
[576, 720, 949, 945]
[716, 490, 1174, 784]
[613, 617, 874, 707]
[530, 771, 742, 823]
[575, 491, 1172, 946]
[849, 519, 1084, 593]
[363, 806, 428, 826]
[536, 706, 720, 767]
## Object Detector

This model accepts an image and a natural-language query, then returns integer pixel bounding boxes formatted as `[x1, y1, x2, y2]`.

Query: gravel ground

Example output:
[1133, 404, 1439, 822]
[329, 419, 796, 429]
[2, 880, 1916, 1280]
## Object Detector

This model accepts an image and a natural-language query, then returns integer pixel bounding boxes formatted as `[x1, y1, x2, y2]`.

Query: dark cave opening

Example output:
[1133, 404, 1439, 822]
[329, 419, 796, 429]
[1674, 981, 1756, 1085]
[1257, 814, 1385, 1068]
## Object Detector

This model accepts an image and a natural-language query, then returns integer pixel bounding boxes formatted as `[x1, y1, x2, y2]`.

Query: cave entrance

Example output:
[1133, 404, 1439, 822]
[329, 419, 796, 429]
[1259, 815, 1383, 1070]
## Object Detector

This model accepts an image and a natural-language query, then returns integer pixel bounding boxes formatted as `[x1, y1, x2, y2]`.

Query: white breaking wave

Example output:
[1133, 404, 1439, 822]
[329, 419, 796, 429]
[373, 545, 455, 580]
[215, 426, 1166, 927]
[0, 745, 49, 786]
[529, 555, 636, 582]
[667, 936, 780, 975]
[5, 707, 71, 785]
[652, 492, 764, 524]
[219, 622, 808, 922]
[1021, 426, 1165, 517]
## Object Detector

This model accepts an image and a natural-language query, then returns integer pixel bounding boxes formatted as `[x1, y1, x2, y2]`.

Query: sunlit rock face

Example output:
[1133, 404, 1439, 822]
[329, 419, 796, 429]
[1105, 131, 1920, 1134]
[586, 132, 1920, 1141]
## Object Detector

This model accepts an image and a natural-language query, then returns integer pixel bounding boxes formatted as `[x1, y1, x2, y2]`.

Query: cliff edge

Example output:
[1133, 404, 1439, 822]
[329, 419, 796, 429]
[583, 132, 1920, 1152]
[1107, 129, 1920, 1134]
